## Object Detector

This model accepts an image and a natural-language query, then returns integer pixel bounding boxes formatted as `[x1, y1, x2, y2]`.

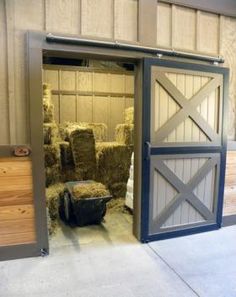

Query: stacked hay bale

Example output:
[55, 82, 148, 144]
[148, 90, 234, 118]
[70, 128, 97, 180]
[96, 142, 132, 198]
[60, 122, 107, 142]
[46, 183, 65, 235]
[42, 83, 61, 187]
[58, 141, 77, 182]
[115, 107, 134, 145]
[60, 122, 101, 181]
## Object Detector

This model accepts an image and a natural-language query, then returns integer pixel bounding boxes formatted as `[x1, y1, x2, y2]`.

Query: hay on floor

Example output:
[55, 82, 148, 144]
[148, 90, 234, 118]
[46, 183, 65, 235]
[72, 182, 110, 199]
[44, 144, 61, 167]
[43, 123, 60, 145]
[60, 122, 107, 142]
[95, 142, 132, 197]
[115, 124, 134, 145]
[124, 107, 134, 125]
[70, 128, 96, 180]
[58, 141, 74, 167]
[46, 183, 65, 220]
[109, 182, 127, 198]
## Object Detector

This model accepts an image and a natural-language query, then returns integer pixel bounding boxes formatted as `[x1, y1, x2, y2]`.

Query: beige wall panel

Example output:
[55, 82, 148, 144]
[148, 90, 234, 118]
[13, 0, 44, 144]
[125, 75, 134, 94]
[156, 2, 172, 48]
[77, 72, 93, 91]
[198, 11, 219, 54]
[60, 95, 76, 122]
[44, 70, 59, 90]
[81, 0, 113, 38]
[125, 97, 134, 108]
[93, 96, 109, 126]
[93, 73, 110, 92]
[110, 74, 125, 93]
[114, 0, 138, 42]
[45, 0, 80, 34]
[173, 6, 196, 51]
[60, 70, 76, 90]
[110, 96, 125, 140]
[77, 95, 93, 123]
[224, 151, 236, 216]
[0, 1, 9, 144]
[51, 95, 60, 123]
[220, 16, 236, 140]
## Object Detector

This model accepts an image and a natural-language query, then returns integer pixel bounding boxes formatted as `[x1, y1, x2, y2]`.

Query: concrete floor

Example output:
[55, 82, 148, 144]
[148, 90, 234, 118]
[0, 206, 236, 297]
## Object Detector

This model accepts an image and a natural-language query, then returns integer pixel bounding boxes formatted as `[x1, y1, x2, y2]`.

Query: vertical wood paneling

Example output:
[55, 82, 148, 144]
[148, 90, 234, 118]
[45, 0, 80, 34]
[156, 2, 172, 48]
[60, 95, 76, 122]
[197, 11, 219, 54]
[93, 96, 109, 127]
[44, 67, 134, 140]
[114, 0, 138, 42]
[0, 1, 9, 144]
[77, 95, 93, 123]
[110, 96, 125, 140]
[220, 16, 236, 140]
[81, 0, 113, 38]
[51, 95, 60, 123]
[60, 71, 76, 91]
[77, 72, 93, 91]
[172, 6, 196, 51]
[44, 70, 59, 90]
[12, 0, 44, 144]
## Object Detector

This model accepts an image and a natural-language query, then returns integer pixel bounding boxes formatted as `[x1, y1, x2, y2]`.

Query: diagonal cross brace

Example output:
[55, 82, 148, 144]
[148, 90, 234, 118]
[153, 71, 222, 143]
[153, 157, 219, 228]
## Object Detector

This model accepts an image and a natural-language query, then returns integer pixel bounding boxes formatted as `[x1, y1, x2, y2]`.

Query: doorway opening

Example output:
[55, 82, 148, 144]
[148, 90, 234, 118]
[42, 57, 136, 249]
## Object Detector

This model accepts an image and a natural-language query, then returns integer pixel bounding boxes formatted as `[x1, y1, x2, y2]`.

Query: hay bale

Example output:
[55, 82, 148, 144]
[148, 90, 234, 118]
[43, 101, 54, 123]
[60, 122, 107, 142]
[115, 124, 134, 145]
[70, 128, 96, 180]
[109, 182, 127, 198]
[72, 182, 110, 199]
[46, 183, 65, 221]
[95, 142, 132, 196]
[61, 166, 77, 182]
[124, 107, 134, 124]
[43, 123, 60, 145]
[45, 165, 60, 187]
[44, 144, 61, 167]
[58, 141, 74, 167]
[80, 123, 107, 142]
[43, 83, 54, 123]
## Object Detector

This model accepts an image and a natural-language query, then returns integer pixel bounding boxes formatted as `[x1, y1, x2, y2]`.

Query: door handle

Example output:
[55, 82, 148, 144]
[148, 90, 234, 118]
[13, 146, 31, 157]
[145, 141, 151, 160]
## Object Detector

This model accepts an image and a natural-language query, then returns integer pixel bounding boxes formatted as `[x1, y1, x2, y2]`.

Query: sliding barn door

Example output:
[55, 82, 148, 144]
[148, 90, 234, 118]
[141, 59, 228, 242]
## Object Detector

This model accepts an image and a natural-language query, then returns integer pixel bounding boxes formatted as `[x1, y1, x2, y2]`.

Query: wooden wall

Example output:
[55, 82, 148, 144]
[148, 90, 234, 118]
[0, 0, 236, 144]
[156, 2, 236, 140]
[43, 65, 134, 140]
[224, 151, 236, 216]
[0, 157, 36, 246]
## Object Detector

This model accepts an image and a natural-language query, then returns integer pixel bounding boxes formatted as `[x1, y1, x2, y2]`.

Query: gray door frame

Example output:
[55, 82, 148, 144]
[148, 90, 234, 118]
[6, 31, 229, 260]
